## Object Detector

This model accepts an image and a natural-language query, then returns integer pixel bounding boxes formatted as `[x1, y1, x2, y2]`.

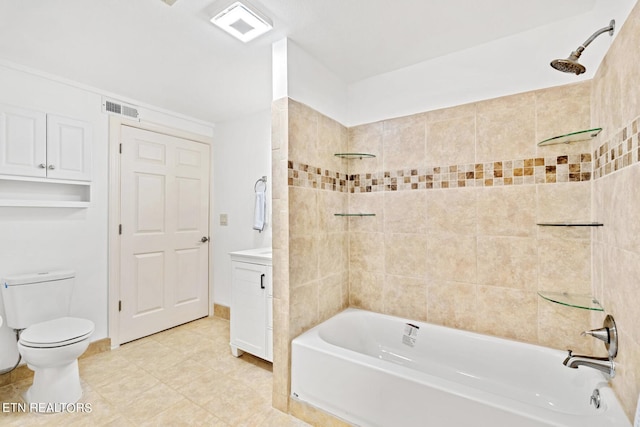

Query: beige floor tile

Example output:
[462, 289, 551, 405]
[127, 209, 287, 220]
[1, 316, 310, 427]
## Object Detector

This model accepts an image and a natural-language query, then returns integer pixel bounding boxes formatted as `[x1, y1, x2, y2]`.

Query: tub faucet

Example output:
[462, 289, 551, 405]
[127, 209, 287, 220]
[563, 350, 615, 377]
[563, 314, 618, 378]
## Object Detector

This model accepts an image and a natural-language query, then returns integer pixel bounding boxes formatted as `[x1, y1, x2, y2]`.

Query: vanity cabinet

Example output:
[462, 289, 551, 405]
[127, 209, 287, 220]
[0, 104, 92, 181]
[229, 249, 272, 362]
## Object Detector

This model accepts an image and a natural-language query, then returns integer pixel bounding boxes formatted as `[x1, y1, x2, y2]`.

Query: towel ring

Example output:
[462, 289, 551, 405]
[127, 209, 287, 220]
[254, 176, 267, 192]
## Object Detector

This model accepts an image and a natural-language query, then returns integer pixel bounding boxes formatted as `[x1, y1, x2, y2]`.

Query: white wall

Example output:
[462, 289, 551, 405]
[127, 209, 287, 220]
[212, 109, 272, 307]
[346, 2, 636, 126]
[0, 63, 214, 369]
[273, 38, 349, 125]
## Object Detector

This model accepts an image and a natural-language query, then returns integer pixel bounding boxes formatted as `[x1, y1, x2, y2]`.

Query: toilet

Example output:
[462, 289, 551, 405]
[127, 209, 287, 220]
[1, 270, 94, 407]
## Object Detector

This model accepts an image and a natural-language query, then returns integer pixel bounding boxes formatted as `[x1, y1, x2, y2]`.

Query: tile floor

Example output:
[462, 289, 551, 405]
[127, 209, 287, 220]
[0, 316, 310, 426]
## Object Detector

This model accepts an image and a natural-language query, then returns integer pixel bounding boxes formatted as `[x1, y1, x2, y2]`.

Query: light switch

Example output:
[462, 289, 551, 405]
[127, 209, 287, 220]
[220, 214, 228, 226]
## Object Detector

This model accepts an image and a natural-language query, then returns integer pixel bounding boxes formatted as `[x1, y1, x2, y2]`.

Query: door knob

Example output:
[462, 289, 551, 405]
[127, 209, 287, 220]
[201, 236, 209, 243]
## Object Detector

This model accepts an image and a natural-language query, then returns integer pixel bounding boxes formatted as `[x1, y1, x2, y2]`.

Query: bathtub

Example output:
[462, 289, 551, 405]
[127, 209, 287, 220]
[291, 309, 630, 427]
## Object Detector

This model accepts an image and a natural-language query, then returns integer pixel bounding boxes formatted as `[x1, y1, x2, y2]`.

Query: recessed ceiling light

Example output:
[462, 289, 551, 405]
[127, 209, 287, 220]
[210, 1, 273, 43]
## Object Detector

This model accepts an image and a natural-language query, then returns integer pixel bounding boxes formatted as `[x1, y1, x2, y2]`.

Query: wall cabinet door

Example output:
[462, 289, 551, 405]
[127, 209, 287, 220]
[0, 105, 91, 181]
[46, 115, 92, 181]
[230, 261, 268, 360]
[0, 104, 47, 177]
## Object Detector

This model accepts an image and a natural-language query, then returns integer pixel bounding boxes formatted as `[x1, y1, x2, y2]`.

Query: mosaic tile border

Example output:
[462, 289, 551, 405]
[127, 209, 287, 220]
[288, 154, 592, 192]
[593, 116, 640, 179]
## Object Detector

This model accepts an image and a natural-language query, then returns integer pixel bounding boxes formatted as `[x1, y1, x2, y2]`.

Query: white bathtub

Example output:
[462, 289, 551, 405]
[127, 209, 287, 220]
[291, 309, 630, 427]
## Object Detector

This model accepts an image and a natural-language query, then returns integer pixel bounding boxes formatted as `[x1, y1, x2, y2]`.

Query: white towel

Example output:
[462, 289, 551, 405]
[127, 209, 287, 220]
[253, 190, 266, 232]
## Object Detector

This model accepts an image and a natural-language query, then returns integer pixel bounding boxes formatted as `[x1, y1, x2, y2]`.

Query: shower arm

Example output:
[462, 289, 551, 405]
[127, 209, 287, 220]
[573, 20, 615, 57]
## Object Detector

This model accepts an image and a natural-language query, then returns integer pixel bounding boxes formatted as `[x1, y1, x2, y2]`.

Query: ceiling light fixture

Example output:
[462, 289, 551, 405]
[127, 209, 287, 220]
[210, 1, 273, 43]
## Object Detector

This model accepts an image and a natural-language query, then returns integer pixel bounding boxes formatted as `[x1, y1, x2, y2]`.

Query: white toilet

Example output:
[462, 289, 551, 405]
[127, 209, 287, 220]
[1, 270, 94, 407]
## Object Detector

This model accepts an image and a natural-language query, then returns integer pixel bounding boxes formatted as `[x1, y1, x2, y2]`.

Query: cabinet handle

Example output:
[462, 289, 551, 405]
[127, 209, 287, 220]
[38, 163, 46, 168]
[260, 273, 265, 289]
[48, 164, 55, 170]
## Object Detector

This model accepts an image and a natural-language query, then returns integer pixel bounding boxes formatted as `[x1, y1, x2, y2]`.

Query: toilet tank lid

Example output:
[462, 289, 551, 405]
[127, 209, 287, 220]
[3, 270, 75, 286]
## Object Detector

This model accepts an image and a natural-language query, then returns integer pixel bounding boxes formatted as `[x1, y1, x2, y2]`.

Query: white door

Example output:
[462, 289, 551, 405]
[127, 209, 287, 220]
[46, 115, 92, 181]
[119, 126, 210, 343]
[0, 104, 46, 177]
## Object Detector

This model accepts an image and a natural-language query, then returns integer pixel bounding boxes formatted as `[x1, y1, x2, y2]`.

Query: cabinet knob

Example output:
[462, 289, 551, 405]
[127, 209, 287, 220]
[48, 164, 55, 170]
[200, 236, 209, 243]
[38, 163, 46, 168]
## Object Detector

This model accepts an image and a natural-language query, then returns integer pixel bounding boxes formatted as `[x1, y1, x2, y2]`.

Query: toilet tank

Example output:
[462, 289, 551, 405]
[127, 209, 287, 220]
[1, 270, 75, 329]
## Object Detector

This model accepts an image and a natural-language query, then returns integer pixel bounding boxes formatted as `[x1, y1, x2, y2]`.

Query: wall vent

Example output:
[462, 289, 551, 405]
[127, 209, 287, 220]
[102, 98, 140, 121]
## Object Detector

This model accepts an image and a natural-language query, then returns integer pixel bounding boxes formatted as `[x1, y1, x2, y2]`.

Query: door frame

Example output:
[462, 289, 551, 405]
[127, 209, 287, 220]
[108, 116, 214, 348]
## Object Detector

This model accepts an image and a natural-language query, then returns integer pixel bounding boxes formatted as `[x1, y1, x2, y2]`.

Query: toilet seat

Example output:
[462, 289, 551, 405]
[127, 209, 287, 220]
[20, 317, 94, 348]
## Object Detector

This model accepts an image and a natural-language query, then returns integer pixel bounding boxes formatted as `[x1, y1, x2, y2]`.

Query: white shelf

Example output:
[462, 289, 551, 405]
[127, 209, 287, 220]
[0, 175, 90, 208]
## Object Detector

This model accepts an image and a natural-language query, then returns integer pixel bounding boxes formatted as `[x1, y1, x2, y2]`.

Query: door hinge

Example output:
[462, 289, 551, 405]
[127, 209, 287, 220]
[119, 143, 122, 154]
[118, 300, 122, 312]
[119, 224, 122, 235]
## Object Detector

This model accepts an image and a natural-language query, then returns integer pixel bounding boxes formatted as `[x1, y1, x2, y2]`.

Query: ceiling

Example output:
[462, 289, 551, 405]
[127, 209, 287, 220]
[0, 0, 609, 123]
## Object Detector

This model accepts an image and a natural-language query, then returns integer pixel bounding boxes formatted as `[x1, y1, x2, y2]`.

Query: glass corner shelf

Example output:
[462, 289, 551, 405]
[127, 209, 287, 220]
[334, 153, 376, 159]
[537, 128, 602, 146]
[537, 222, 603, 227]
[334, 213, 376, 217]
[537, 291, 604, 311]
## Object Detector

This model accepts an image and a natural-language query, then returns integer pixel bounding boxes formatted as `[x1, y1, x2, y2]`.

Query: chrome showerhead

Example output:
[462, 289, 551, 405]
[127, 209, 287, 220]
[550, 49, 586, 75]
[550, 19, 615, 75]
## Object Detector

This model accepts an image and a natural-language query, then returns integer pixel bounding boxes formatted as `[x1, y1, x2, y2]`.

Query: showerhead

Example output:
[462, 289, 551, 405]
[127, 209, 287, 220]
[550, 19, 615, 75]
[550, 50, 586, 75]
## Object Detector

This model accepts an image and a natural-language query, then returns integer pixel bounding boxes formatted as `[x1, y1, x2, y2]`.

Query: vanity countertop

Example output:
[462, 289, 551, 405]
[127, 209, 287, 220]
[229, 247, 272, 263]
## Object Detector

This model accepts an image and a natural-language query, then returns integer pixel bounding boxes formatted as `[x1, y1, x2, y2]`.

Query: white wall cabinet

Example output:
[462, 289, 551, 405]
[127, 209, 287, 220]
[0, 104, 92, 207]
[0, 104, 92, 181]
[229, 249, 273, 362]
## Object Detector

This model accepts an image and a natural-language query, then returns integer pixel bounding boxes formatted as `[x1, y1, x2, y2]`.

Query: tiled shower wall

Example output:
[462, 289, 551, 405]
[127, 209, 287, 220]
[271, 98, 350, 412]
[274, 81, 600, 412]
[345, 82, 596, 352]
[591, 0, 640, 418]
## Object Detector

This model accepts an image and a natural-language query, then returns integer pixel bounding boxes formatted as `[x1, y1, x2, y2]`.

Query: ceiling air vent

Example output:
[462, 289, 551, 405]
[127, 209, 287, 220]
[102, 99, 140, 121]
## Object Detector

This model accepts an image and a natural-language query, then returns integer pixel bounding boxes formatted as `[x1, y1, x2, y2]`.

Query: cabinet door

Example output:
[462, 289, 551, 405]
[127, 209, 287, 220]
[46, 115, 92, 181]
[231, 261, 268, 359]
[0, 104, 46, 177]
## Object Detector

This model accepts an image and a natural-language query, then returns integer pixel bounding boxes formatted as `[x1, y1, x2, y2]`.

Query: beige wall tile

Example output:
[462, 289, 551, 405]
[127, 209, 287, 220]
[426, 233, 477, 283]
[427, 114, 475, 166]
[348, 192, 384, 232]
[382, 275, 427, 321]
[318, 232, 348, 277]
[385, 233, 428, 278]
[288, 99, 319, 165]
[536, 182, 592, 240]
[318, 113, 348, 173]
[348, 121, 383, 175]
[289, 236, 319, 288]
[382, 113, 426, 171]
[350, 232, 384, 273]
[535, 81, 591, 156]
[318, 190, 348, 233]
[290, 282, 319, 339]
[319, 273, 348, 322]
[476, 92, 536, 162]
[349, 269, 384, 312]
[426, 188, 476, 235]
[537, 238, 591, 294]
[427, 281, 477, 331]
[476, 286, 538, 343]
[383, 191, 428, 234]
[477, 186, 536, 237]
[477, 236, 537, 290]
[289, 187, 317, 238]
[537, 299, 592, 353]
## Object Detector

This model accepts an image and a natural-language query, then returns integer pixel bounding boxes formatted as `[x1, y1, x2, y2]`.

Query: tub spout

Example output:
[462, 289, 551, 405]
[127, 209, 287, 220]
[563, 350, 615, 378]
